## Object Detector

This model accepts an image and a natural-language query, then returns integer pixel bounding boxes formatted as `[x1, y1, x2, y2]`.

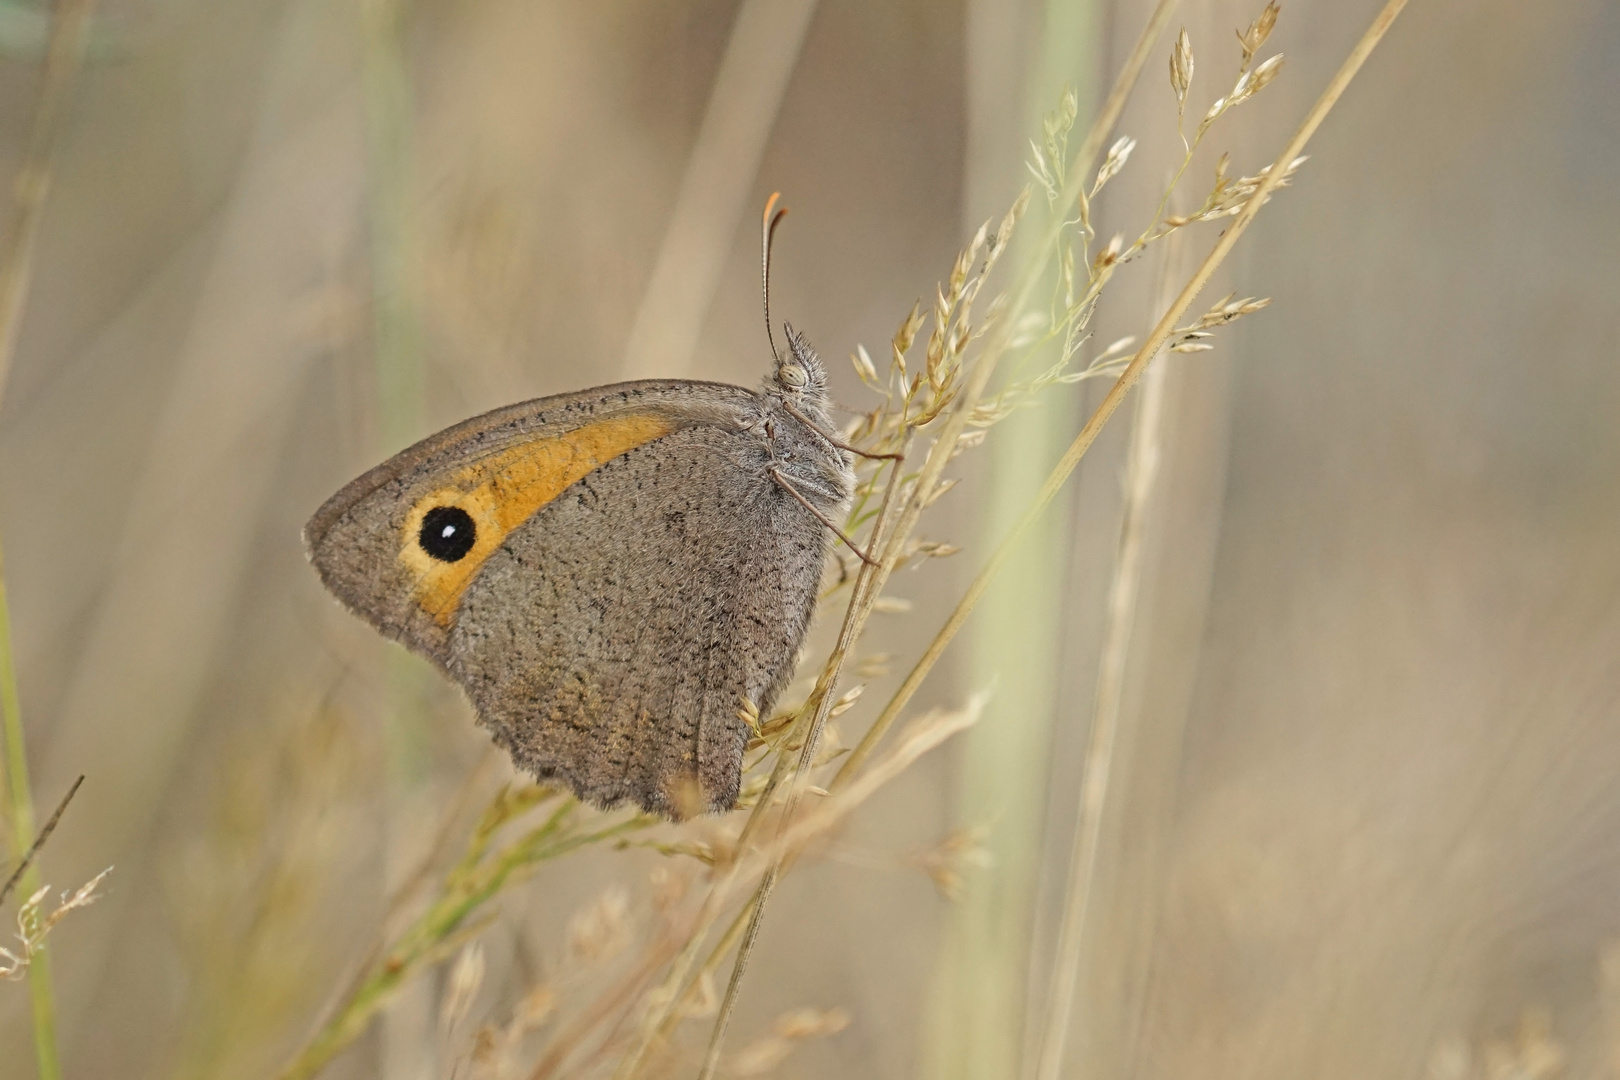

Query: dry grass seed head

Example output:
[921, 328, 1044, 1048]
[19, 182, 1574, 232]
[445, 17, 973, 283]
[0, 867, 112, 981]
[1091, 136, 1137, 197]
[736, 697, 762, 740]
[566, 886, 632, 965]
[828, 684, 865, 720]
[441, 942, 487, 1035]
[1238, 1, 1281, 69]
[1093, 233, 1124, 271]
[1427, 1009, 1567, 1080]
[920, 476, 959, 508]
[647, 866, 689, 915]
[850, 343, 879, 385]
[852, 653, 893, 678]
[465, 985, 559, 1080]
[727, 1006, 852, 1077]
[1170, 28, 1194, 112]
[911, 826, 992, 902]
[1233, 52, 1287, 104]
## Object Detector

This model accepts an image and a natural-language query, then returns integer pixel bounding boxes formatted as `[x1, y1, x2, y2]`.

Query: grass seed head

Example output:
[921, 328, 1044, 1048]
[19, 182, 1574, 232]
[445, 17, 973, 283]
[850, 344, 879, 386]
[729, 1007, 852, 1076]
[1092, 136, 1137, 196]
[828, 684, 866, 718]
[440, 943, 486, 1034]
[565, 886, 631, 964]
[1238, 1, 1282, 69]
[913, 826, 992, 901]
[1232, 52, 1286, 104]
[1171, 28, 1194, 112]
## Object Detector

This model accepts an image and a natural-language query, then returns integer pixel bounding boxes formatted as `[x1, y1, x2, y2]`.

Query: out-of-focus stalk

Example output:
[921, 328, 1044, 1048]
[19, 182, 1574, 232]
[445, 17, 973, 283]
[361, 0, 425, 457]
[620, 0, 820, 381]
[1031, 251, 1172, 1080]
[359, 0, 432, 1075]
[928, 2, 1099, 1076]
[0, 2, 97, 1078]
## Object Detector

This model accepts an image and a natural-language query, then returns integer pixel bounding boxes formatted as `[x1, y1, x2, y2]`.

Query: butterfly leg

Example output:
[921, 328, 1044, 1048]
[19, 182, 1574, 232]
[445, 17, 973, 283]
[768, 466, 880, 567]
[781, 400, 904, 461]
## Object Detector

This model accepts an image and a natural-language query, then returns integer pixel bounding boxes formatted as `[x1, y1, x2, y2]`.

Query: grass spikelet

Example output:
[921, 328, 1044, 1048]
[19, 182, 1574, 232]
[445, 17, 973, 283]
[0, 867, 111, 982]
[1238, 1, 1281, 70]
[1171, 28, 1194, 116]
[727, 1006, 850, 1076]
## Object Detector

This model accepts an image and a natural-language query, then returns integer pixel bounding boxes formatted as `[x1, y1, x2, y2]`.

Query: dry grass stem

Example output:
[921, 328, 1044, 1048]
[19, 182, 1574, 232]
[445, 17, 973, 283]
[0, 776, 82, 908]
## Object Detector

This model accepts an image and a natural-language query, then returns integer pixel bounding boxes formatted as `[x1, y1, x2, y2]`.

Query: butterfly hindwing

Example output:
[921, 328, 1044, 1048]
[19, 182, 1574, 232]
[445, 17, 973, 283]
[451, 424, 829, 817]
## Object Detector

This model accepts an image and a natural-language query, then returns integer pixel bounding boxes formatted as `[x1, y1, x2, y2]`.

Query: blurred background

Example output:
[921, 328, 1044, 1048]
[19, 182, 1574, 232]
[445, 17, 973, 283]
[1, 0, 1618, 1077]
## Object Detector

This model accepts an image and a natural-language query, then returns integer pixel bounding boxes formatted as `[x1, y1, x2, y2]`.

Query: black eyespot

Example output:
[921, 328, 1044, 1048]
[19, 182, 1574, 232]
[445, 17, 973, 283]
[419, 505, 476, 562]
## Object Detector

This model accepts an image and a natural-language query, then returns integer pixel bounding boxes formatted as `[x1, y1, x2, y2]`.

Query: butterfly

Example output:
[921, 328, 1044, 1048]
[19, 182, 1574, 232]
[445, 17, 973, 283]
[304, 197, 870, 818]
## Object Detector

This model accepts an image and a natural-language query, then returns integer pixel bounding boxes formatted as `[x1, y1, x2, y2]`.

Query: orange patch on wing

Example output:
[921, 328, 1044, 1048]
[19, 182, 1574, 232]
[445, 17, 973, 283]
[398, 414, 672, 625]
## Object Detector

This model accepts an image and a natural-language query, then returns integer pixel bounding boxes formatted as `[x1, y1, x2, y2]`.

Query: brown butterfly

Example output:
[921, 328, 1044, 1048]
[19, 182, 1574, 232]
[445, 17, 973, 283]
[304, 198, 872, 818]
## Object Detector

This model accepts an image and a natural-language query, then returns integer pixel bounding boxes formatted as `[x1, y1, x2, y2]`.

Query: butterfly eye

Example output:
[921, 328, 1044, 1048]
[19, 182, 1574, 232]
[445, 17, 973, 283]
[419, 505, 477, 562]
[778, 363, 808, 389]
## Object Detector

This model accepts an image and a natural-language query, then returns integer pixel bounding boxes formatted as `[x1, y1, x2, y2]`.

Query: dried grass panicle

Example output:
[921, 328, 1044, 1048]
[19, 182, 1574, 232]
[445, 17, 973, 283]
[0, 868, 111, 982]
[1426, 1009, 1568, 1080]
[461, 983, 559, 1080]
[1169, 294, 1273, 352]
[978, 15, 1291, 436]
[911, 826, 991, 902]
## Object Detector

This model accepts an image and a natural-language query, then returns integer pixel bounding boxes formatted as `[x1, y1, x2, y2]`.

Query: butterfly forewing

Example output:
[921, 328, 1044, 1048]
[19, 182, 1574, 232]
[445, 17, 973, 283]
[304, 381, 759, 665]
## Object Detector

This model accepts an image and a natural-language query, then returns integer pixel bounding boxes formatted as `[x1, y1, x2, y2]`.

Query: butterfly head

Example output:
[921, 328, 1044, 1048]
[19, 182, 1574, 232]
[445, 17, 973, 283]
[771, 322, 830, 404]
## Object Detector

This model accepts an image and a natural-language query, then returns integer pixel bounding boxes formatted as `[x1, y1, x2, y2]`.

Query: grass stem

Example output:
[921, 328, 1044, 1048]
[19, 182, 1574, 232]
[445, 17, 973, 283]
[0, 775, 84, 907]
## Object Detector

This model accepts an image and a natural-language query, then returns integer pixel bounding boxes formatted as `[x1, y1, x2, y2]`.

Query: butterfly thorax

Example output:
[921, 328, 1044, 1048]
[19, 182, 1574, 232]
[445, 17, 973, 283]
[751, 324, 853, 515]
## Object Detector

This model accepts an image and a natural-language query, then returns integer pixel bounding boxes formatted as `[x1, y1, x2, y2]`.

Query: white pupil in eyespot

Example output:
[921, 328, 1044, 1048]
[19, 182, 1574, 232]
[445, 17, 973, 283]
[441, 525, 456, 538]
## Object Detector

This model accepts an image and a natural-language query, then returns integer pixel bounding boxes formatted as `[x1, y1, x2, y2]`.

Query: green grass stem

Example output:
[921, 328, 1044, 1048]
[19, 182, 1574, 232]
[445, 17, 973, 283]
[0, 545, 58, 1080]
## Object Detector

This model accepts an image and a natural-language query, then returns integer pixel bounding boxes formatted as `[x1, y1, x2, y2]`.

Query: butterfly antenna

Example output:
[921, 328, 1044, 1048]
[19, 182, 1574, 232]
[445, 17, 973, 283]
[761, 191, 788, 363]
